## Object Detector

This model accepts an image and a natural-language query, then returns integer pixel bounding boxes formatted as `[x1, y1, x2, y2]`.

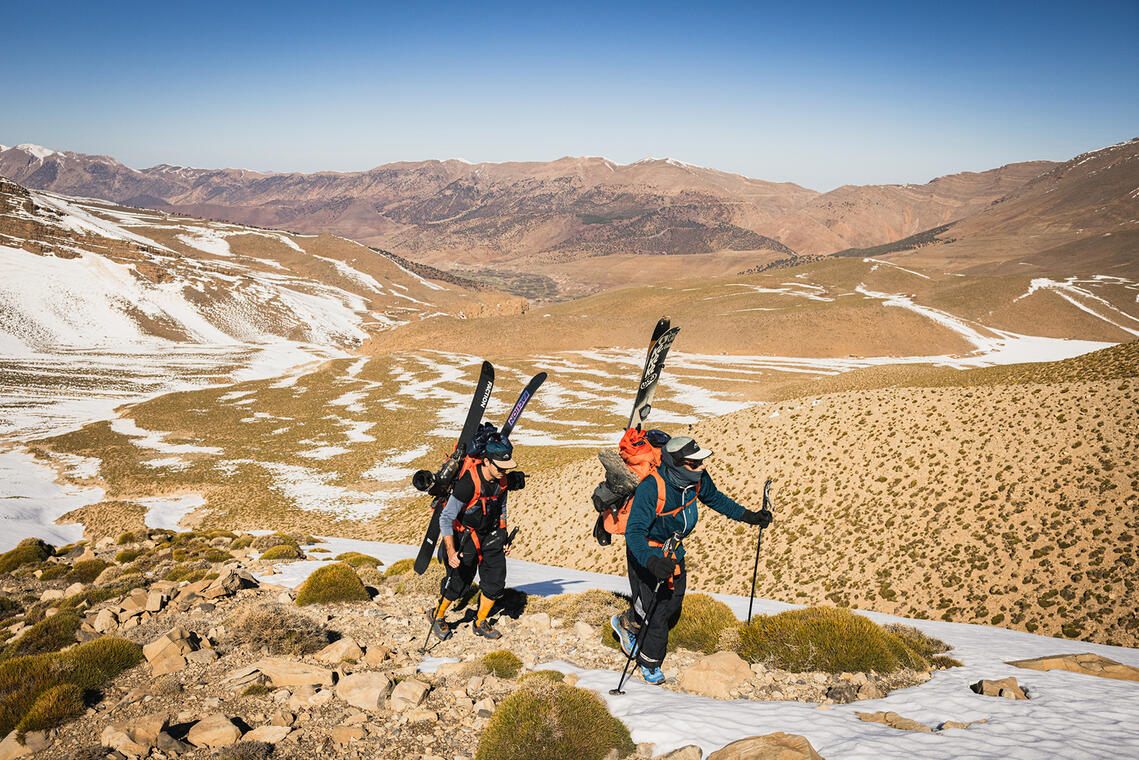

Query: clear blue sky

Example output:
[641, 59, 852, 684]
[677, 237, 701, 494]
[2, 0, 1136, 190]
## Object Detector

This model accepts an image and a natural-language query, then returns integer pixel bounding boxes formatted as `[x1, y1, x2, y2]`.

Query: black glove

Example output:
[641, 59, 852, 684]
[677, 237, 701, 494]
[506, 470, 526, 491]
[645, 554, 677, 581]
[412, 470, 434, 492]
[742, 509, 773, 528]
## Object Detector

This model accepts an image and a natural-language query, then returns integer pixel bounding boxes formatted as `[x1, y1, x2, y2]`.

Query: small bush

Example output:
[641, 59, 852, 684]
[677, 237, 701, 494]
[0, 540, 53, 573]
[1, 612, 82, 660]
[230, 536, 253, 550]
[519, 670, 564, 683]
[335, 552, 380, 568]
[116, 532, 137, 545]
[38, 565, 68, 581]
[251, 534, 293, 552]
[14, 683, 85, 739]
[242, 683, 272, 697]
[528, 589, 626, 629]
[115, 549, 142, 564]
[392, 560, 446, 596]
[476, 680, 634, 760]
[383, 558, 415, 577]
[67, 559, 109, 583]
[482, 650, 522, 679]
[260, 545, 304, 561]
[0, 637, 143, 737]
[165, 564, 212, 583]
[0, 597, 21, 621]
[735, 607, 933, 673]
[294, 563, 370, 606]
[668, 594, 737, 653]
[882, 623, 951, 658]
[226, 604, 331, 655]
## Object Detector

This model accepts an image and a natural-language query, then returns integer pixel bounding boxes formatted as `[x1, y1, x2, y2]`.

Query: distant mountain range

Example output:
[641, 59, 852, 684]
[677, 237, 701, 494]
[0, 143, 1052, 265]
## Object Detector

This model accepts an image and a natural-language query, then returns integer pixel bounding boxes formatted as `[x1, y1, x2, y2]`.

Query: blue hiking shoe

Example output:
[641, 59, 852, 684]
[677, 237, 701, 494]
[639, 665, 665, 685]
[610, 613, 636, 657]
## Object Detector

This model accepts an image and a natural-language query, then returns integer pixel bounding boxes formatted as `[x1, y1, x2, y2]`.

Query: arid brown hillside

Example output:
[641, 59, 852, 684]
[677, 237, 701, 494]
[1, 144, 1055, 297]
[507, 341, 1139, 647]
[865, 138, 1139, 279]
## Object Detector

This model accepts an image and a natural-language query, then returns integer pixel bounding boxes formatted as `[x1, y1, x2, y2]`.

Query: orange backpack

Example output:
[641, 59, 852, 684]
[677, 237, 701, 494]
[597, 428, 678, 535]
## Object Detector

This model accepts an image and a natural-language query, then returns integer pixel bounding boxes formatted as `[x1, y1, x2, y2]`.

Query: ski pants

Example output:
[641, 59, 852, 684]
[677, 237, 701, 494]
[625, 548, 687, 669]
[441, 529, 507, 601]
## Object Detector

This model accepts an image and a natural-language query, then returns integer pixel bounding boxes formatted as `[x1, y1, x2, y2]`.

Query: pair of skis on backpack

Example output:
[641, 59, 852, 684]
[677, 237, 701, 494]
[411, 362, 547, 575]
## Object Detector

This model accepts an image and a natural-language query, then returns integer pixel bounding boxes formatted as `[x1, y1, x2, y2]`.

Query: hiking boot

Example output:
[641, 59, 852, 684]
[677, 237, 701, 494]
[473, 619, 502, 640]
[426, 611, 452, 641]
[610, 613, 636, 657]
[639, 665, 664, 685]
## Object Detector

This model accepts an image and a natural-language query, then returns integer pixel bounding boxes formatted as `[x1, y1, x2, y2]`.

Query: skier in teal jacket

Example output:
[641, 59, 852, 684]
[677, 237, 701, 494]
[611, 435, 772, 684]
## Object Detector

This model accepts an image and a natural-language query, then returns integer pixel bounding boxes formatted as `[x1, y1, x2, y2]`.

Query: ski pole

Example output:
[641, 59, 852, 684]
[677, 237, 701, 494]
[421, 566, 452, 654]
[611, 532, 682, 696]
[747, 478, 773, 624]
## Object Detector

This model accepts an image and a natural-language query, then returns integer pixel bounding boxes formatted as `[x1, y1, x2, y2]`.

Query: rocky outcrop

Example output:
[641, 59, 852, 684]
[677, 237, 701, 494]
[970, 677, 1028, 700]
[678, 651, 754, 699]
[706, 733, 824, 760]
[1007, 653, 1139, 682]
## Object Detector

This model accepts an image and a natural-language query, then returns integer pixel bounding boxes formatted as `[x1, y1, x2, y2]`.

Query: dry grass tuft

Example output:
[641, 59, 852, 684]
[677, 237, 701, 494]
[1, 611, 82, 661]
[668, 593, 738, 654]
[335, 552, 381, 568]
[226, 603, 331, 655]
[475, 680, 634, 760]
[735, 607, 933, 673]
[259, 544, 304, 561]
[0, 540, 53, 574]
[294, 563, 370, 606]
[482, 650, 522, 679]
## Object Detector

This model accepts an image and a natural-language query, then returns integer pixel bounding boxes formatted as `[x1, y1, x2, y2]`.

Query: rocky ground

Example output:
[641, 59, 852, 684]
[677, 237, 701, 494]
[0, 531, 949, 760]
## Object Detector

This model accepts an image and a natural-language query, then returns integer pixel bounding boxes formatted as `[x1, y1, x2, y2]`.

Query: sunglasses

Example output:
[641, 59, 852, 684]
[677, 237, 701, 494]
[683, 459, 706, 468]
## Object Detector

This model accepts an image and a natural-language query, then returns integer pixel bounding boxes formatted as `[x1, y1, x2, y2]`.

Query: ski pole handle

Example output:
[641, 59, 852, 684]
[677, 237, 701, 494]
[762, 478, 773, 512]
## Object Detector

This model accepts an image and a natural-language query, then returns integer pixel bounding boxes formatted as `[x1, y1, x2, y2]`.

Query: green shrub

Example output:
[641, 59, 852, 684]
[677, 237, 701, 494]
[0, 597, 20, 621]
[881, 623, 951, 658]
[230, 536, 253, 550]
[14, 683, 85, 739]
[529, 589, 626, 629]
[53, 542, 84, 557]
[38, 565, 68, 581]
[931, 655, 963, 669]
[165, 564, 211, 583]
[67, 559, 108, 583]
[335, 552, 380, 568]
[116, 532, 137, 545]
[251, 534, 294, 552]
[383, 557, 415, 577]
[392, 560, 447, 595]
[260, 545, 303, 561]
[1, 612, 82, 660]
[668, 594, 737, 653]
[0, 540, 54, 573]
[519, 670, 564, 683]
[115, 549, 142, 564]
[475, 680, 634, 760]
[203, 548, 234, 564]
[213, 740, 274, 760]
[735, 607, 933, 673]
[295, 563, 370, 606]
[0, 637, 143, 737]
[482, 650, 522, 679]
[242, 683, 272, 697]
[226, 604, 331, 655]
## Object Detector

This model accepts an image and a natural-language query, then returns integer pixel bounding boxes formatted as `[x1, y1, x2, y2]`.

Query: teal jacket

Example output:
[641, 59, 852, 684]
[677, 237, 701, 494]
[625, 464, 747, 566]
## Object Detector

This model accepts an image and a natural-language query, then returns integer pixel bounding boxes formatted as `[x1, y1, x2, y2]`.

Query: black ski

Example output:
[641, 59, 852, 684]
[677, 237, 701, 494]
[627, 317, 680, 429]
[413, 361, 494, 575]
[501, 371, 547, 438]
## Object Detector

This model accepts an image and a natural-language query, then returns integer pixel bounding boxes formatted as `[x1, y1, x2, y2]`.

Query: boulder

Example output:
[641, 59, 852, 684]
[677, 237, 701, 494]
[331, 725, 365, 745]
[186, 713, 242, 748]
[362, 644, 391, 665]
[574, 621, 594, 640]
[0, 731, 31, 760]
[156, 732, 190, 754]
[390, 679, 430, 711]
[244, 725, 292, 743]
[522, 612, 552, 630]
[64, 582, 85, 597]
[970, 677, 1028, 700]
[857, 682, 884, 700]
[677, 651, 754, 699]
[856, 711, 933, 732]
[151, 653, 187, 676]
[145, 590, 166, 612]
[144, 627, 196, 662]
[706, 733, 824, 760]
[100, 725, 149, 758]
[186, 649, 219, 665]
[201, 567, 257, 599]
[93, 608, 118, 633]
[254, 657, 334, 687]
[407, 708, 439, 722]
[654, 746, 703, 760]
[121, 588, 150, 612]
[1007, 653, 1139, 682]
[314, 636, 364, 664]
[132, 712, 170, 746]
[39, 589, 64, 602]
[474, 698, 495, 718]
[336, 672, 392, 710]
[825, 684, 857, 703]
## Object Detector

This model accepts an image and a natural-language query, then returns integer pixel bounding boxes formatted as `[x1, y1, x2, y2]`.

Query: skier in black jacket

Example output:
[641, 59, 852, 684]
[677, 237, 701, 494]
[428, 436, 524, 640]
[611, 435, 772, 684]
